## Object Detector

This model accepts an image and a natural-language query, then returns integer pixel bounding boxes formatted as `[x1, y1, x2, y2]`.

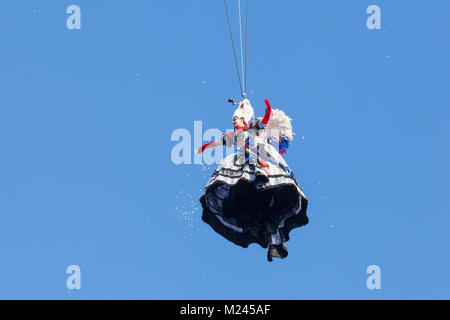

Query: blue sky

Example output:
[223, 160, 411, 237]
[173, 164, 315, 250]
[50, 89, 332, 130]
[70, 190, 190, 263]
[0, 0, 449, 299]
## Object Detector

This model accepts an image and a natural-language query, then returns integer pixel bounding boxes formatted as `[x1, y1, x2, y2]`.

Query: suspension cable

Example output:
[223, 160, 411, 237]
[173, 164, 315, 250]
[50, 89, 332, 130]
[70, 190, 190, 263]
[223, 0, 244, 96]
[238, 0, 245, 93]
[244, 0, 248, 94]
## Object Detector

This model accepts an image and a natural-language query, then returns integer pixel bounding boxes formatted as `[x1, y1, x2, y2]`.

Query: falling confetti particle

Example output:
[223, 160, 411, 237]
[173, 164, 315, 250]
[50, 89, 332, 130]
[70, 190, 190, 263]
[174, 190, 200, 235]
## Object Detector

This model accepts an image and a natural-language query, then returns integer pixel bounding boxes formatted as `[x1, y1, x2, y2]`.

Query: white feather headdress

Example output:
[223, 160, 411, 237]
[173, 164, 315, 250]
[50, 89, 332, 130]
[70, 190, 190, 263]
[233, 99, 254, 125]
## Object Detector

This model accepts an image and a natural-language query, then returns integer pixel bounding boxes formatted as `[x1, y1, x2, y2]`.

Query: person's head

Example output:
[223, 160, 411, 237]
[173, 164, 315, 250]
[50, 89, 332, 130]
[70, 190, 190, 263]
[233, 116, 246, 129]
[232, 99, 254, 128]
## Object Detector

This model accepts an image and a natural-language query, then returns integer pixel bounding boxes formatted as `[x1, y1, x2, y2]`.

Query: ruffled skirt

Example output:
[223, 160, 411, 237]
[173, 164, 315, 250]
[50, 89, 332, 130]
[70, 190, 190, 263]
[199, 143, 308, 248]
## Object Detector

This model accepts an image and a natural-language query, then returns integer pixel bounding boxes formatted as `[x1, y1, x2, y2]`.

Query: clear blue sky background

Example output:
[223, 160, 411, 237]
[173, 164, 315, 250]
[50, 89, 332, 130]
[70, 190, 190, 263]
[0, 0, 449, 299]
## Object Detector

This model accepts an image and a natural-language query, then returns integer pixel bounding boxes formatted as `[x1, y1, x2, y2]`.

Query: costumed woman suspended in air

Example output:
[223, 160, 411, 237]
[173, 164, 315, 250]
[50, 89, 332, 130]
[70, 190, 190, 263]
[196, 97, 309, 262]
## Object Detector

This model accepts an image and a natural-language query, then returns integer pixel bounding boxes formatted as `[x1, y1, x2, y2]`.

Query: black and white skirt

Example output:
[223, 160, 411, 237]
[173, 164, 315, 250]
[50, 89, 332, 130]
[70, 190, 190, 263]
[199, 143, 308, 248]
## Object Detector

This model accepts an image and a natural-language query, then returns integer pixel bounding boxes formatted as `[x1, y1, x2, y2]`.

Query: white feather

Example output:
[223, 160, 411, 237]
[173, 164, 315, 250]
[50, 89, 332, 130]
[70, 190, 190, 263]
[266, 109, 294, 141]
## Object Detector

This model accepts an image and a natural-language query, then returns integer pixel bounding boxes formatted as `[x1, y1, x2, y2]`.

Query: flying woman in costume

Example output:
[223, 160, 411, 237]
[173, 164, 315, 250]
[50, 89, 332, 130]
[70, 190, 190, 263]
[196, 98, 309, 262]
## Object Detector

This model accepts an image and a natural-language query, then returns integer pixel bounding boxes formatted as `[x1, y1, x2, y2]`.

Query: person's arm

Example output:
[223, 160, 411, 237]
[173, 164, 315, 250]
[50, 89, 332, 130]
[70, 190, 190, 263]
[195, 140, 218, 155]
[262, 99, 272, 124]
[195, 130, 242, 154]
